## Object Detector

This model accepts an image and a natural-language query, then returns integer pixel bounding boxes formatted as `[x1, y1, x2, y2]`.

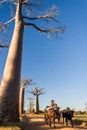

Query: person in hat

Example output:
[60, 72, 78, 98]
[50, 100, 55, 109]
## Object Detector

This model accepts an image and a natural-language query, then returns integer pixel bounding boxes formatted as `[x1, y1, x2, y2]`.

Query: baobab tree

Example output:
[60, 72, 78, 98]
[28, 87, 44, 114]
[27, 97, 34, 113]
[19, 78, 32, 114]
[0, 0, 64, 124]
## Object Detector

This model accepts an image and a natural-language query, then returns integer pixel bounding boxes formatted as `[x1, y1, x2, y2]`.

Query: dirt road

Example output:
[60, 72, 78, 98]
[23, 114, 87, 130]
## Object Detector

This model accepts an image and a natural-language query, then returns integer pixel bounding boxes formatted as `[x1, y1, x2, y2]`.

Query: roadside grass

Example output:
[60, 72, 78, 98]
[73, 114, 87, 126]
[0, 122, 22, 130]
[0, 113, 44, 130]
[0, 115, 25, 130]
[1, 113, 87, 129]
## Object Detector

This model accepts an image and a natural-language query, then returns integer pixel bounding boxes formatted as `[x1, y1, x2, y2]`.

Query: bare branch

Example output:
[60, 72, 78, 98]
[0, 23, 6, 32]
[0, 18, 15, 33]
[0, 37, 9, 48]
[23, 5, 59, 22]
[23, 0, 42, 7]
[28, 87, 44, 96]
[22, 4, 64, 37]
[4, 17, 15, 26]
[25, 23, 50, 32]
[0, 0, 7, 5]
[0, 44, 8, 48]
[22, 0, 28, 4]
[23, 15, 58, 22]
[20, 78, 32, 88]
[24, 22, 65, 33]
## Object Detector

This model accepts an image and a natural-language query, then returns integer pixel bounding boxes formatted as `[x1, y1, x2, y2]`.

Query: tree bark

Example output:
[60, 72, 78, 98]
[19, 80, 32, 115]
[19, 87, 25, 115]
[35, 95, 39, 114]
[0, 1, 24, 124]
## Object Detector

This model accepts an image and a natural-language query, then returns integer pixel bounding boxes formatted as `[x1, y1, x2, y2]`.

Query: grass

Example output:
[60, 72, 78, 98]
[1, 113, 87, 129]
[0, 115, 25, 130]
[0, 124, 21, 130]
[0, 126, 21, 130]
[73, 114, 87, 126]
[0, 121, 22, 130]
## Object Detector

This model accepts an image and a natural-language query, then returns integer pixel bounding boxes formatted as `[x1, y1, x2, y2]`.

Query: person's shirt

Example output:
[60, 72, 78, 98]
[50, 101, 55, 108]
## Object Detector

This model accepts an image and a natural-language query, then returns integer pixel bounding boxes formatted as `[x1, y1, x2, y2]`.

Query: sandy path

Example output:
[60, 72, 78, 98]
[23, 114, 87, 130]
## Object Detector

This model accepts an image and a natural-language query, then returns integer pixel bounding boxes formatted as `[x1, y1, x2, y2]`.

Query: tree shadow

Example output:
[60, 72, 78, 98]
[23, 114, 87, 130]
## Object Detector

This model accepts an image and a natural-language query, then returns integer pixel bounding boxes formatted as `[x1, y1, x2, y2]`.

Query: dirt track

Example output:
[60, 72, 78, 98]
[23, 114, 87, 130]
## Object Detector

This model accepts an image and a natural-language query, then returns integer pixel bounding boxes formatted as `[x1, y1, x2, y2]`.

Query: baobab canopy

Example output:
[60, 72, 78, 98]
[0, 0, 65, 39]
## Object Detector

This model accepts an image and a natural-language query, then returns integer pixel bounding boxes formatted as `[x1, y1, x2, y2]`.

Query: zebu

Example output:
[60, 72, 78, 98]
[62, 108, 74, 127]
[44, 108, 61, 128]
[44, 109, 56, 128]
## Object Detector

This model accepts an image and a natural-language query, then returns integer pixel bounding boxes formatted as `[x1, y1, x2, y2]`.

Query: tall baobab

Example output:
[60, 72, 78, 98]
[19, 79, 32, 114]
[28, 87, 44, 114]
[0, 0, 64, 124]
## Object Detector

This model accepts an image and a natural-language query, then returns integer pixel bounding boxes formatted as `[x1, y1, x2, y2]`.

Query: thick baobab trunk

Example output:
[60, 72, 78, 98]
[35, 95, 39, 114]
[0, 2, 24, 124]
[19, 87, 25, 115]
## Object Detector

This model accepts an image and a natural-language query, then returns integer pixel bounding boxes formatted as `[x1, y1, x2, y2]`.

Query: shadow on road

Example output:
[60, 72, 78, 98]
[23, 114, 87, 130]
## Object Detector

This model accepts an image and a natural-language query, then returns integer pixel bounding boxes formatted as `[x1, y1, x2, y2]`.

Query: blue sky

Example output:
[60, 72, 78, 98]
[0, 0, 87, 111]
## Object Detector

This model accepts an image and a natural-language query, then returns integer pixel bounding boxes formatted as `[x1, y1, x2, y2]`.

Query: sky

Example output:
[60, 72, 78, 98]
[0, 0, 87, 111]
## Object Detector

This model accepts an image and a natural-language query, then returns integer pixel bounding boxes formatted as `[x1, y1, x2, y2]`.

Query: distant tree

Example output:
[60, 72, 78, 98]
[0, 0, 64, 124]
[27, 97, 34, 113]
[85, 103, 87, 114]
[28, 87, 44, 114]
[19, 78, 32, 114]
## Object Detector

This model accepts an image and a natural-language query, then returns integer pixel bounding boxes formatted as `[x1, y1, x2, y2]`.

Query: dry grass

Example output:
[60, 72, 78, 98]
[1, 113, 87, 130]
[0, 115, 24, 130]
[0, 126, 21, 130]
[73, 114, 87, 126]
